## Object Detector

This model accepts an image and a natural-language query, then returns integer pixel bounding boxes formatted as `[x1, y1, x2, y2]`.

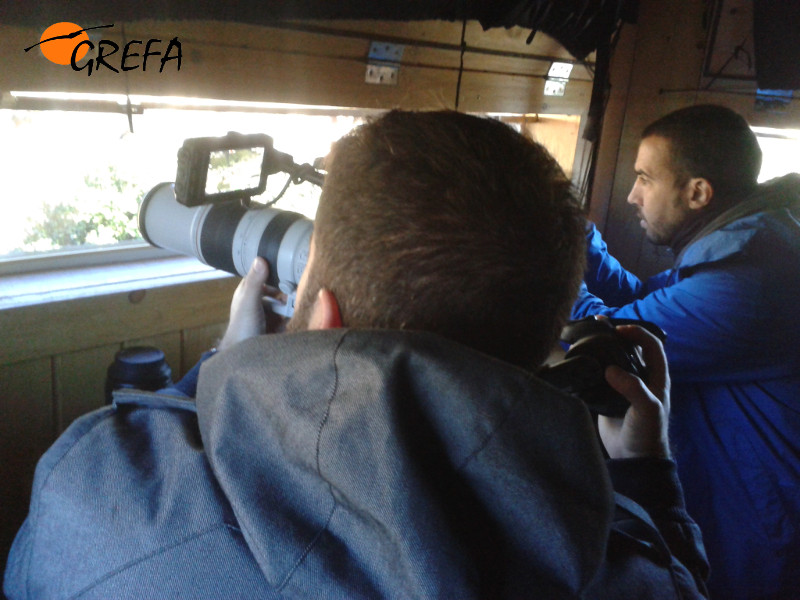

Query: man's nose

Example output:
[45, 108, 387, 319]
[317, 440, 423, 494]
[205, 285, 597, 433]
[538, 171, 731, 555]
[627, 184, 641, 206]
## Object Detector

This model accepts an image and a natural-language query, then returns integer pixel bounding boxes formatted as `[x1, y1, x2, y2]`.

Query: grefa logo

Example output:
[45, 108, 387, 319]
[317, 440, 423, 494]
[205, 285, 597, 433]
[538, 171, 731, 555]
[24, 22, 182, 76]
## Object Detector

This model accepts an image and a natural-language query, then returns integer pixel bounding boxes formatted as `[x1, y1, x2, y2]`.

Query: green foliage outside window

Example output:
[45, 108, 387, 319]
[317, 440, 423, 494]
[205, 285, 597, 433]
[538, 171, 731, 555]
[22, 166, 144, 252]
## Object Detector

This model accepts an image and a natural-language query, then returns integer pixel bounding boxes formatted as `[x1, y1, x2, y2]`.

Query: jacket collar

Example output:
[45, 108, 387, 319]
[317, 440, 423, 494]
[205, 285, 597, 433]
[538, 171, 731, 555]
[673, 173, 800, 267]
[195, 329, 614, 596]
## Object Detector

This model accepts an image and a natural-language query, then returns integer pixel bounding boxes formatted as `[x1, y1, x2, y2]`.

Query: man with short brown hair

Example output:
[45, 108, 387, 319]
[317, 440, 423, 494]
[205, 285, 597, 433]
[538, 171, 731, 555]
[289, 110, 586, 367]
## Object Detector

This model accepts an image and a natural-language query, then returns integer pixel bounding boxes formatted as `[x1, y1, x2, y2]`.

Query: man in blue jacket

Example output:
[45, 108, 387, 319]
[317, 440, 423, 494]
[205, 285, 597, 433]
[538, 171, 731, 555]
[572, 104, 800, 599]
[6, 111, 709, 598]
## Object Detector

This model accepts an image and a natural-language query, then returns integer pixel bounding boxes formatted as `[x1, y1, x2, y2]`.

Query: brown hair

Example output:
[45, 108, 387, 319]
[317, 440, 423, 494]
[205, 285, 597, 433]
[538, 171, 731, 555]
[305, 110, 586, 368]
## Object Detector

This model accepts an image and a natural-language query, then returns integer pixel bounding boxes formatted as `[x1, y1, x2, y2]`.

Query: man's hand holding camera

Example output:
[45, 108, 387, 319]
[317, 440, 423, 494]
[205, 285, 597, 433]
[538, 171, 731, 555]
[599, 325, 671, 460]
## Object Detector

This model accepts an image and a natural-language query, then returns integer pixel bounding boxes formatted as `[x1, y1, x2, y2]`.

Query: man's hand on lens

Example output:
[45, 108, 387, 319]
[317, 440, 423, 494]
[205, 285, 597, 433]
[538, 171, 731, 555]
[218, 257, 287, 351]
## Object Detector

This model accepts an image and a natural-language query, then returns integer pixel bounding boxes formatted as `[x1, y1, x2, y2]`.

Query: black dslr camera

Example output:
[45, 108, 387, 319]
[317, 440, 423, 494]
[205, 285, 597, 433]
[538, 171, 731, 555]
[539, 316, 666, 417]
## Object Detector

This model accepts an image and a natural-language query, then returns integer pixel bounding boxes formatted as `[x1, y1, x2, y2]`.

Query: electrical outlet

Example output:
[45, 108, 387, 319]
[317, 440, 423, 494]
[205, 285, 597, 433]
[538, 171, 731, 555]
[544, 78, 567, 97]
[365, 64, 399, 85]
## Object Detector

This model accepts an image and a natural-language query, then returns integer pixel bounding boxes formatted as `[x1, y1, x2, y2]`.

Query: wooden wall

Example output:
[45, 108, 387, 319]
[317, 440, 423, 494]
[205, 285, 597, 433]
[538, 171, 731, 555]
[1, 19, 595, 115]
[520, 114, 582, 178]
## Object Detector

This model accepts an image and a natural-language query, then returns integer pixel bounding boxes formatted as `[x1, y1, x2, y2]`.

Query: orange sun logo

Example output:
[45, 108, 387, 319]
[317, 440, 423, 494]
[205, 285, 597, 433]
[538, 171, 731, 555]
[24, 23, 182, 76]
[36, 22, 91, 65]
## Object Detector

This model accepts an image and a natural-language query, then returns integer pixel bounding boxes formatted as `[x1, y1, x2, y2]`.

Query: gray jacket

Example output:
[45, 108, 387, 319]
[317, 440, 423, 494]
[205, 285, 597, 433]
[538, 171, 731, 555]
[5, 329, 708, 598]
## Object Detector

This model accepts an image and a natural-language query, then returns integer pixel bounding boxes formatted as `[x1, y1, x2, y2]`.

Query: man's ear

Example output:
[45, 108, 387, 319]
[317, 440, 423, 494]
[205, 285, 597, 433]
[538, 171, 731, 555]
[687, 177, 714, 210]
[307, 288, 343, 330]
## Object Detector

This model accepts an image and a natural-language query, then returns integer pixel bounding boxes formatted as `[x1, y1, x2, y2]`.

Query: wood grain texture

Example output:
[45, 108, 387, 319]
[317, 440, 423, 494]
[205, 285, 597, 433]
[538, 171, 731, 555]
[0, 357, 54, 571]
[54, 343, 121, 432]
[182, 322, 227, 377]
[0, 276, 239, 366]
[1, 19, 592, 114]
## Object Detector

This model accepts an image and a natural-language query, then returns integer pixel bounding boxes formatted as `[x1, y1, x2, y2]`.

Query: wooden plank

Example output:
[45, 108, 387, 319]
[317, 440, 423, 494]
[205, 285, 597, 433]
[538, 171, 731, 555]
[305, 19, 590, 64]
[0, 357, 54, 569]
[1, 20, 592, 115]
[0, 276, 240, 366]
[181, 322, 228, 378]
[703, 1, 755, 80]
[521, 115, 582, 177]
[585, 21, 638, 229]
[457, 69, 592, 115]
[54, 344, 120, 432]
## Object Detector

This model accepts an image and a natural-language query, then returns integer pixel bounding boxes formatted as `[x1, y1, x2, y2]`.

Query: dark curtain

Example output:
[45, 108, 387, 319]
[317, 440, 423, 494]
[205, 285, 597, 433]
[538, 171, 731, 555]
[753, 0, 800, 90]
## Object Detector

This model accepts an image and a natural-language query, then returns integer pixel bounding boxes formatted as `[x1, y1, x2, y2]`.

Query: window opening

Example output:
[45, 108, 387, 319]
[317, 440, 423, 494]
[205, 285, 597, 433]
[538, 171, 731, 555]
[0, 94, 582, 278]
[0, 93, 364, 270]
[752, 126, 800, 182]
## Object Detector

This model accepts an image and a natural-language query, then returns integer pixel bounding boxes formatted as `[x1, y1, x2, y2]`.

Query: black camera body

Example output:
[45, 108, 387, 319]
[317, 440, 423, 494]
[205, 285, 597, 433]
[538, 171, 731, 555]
[539, 316, 666, 417]
[174, 132, 302, 207]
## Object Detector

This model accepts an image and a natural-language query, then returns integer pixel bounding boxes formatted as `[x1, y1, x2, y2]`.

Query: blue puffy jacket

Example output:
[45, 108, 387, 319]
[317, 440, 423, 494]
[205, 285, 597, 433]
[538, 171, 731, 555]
[572, 174, 800, 600]
[5, 330, 708, 599]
